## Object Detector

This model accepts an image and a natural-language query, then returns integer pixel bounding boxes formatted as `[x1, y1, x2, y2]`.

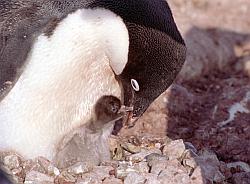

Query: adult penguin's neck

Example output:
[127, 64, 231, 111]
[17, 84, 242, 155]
[0, 8, 129, 159]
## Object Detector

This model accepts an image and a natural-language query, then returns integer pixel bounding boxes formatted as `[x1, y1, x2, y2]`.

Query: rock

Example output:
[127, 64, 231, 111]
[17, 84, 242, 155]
[91, 166, 113, 181]
[145, 153, 169, 175]
[66, 162, 93, 175]
[76, 177, 99, 184]
[127, 149, 162, 162]
[111, 144, 124, 161]
[109, 136, 124, 161]
[227, 161, 250, 172]
[3, 154, 21, 170]
[219, 162, 232, 180]
[163, 139, 186, 160]
[232, 172, 250, 184]
[157, 162, 190, 184]
[102, 177, 123, 184]
[150, 162, 167, 175]
[24, 171, 54, 184]
[22, 159, 35, 174]
[24, 157, 53, 175]
[47, 164, 60, 177]
[134, 162, 149, 173]
[11, 167, 25, 183]
[184, 142, 198, 154]
[195, 150, 225, 183]
[100, 160, 119, 169]
[179, 28, 235, 81]
[182, 149, 198, 174]
[145, 153, 168, 167]
[144, 173, 161, 184]
[115, 161, 138, 179]
[190, 166, 207, 184]
[124, 172, 146, 184]
[31, 157, 60, 177]
[78, 166, 113, 184]
[55, 171, 76, 184]
[121, 142, 141, 154]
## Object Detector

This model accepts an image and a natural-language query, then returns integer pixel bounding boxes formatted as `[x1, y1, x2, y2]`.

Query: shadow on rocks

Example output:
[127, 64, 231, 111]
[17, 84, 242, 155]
[166, 26, 250, 183]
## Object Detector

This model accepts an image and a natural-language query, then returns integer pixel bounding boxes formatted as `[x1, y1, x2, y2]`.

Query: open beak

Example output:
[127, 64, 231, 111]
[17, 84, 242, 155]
[118, 105, 139, 128]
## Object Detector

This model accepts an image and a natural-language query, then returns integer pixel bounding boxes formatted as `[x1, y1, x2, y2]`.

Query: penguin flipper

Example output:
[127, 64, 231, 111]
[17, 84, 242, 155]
[0, 2, 57, 100]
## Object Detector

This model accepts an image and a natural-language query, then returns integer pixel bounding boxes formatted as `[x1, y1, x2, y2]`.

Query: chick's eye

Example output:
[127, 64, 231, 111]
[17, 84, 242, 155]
[131, 79, 140, 91]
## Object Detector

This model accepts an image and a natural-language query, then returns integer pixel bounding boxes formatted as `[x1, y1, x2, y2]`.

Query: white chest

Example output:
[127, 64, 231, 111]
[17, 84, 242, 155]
[0, 8, 129, 159]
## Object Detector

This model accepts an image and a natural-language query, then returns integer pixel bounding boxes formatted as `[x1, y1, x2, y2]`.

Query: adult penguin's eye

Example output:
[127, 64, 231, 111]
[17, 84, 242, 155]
[131, 79, 140, 92]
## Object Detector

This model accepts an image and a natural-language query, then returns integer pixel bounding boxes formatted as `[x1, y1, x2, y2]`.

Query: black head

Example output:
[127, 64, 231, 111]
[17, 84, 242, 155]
[90, 0, 186, 118]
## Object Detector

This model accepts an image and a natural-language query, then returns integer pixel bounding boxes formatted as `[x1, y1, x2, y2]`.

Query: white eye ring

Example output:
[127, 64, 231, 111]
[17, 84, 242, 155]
[131, 79, 140, 91]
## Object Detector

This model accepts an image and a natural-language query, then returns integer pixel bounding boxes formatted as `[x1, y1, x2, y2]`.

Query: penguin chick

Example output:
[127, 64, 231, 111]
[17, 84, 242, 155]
[53, 95, 122, 169]
[88, 95, 122, 131]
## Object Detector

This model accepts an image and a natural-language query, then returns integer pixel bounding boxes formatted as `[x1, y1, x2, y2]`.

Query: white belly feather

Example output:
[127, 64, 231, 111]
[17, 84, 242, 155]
[0, 8, 129, 159]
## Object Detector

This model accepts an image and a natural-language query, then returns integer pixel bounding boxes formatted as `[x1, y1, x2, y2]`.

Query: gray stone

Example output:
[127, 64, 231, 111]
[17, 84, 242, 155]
[134, 162, 149, 173]
[3, 154, 21, 170]
[128, 149, 162, 162]
[124, 172, 146, 184]
[163, 139, 186, 160]
[79, 166, 113, 183]
[144, 173, 161, 184]
[232, 172, 250, 184]
[145, 153, 168, 167]
[76, 176, 99, 184]
[190, 166, 207, 184]
[184, 142, 198, 153]
[67, 162, 93, 175]
[194, 150, 225, 183]
[24, 171, 54, 184]
[227, 161, 250, 172]
[182, 149, 198, 175]
[47, 164, 60, 177]
[115, 161, 138, 179]
[25, 157, 52, 175]
[102, 177, 123, 184]
[150, 162, 167, 175]
[109, 136, 124, 161]
[55, 171, 76, 184]
[157, 166, 190, 184]
[121, 142, 141, 154]
[91, 166, 113, 181]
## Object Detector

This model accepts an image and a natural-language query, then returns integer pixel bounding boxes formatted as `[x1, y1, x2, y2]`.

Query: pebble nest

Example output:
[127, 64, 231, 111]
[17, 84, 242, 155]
[1, 135, 250, 184]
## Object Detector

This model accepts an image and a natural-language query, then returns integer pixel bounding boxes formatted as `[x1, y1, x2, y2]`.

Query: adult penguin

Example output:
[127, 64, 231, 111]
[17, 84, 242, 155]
[0, 0, 186, 159]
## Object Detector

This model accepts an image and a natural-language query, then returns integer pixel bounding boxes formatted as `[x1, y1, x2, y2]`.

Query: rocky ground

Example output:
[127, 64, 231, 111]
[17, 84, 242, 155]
[1, 0, 250, 183]
[0, 136, 249, 184]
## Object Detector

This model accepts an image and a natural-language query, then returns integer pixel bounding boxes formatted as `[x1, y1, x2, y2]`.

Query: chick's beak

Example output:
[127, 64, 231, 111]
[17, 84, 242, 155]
[118, 105, 139, 128]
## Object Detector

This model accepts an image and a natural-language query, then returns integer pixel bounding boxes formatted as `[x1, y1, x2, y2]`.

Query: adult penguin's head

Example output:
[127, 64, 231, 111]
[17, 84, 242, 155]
[91, 0, 186, 120]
